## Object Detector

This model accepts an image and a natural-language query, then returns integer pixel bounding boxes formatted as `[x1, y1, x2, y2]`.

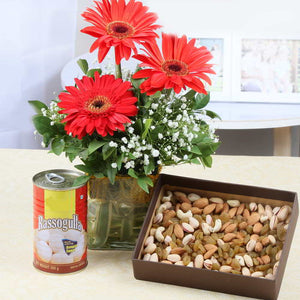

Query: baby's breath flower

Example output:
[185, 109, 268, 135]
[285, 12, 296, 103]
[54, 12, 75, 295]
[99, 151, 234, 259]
[151, 103, 159, 110]
[121, 137, 128, 144]
[158, 133, 163, 139]
[151, 149, 160, 157]
[109, 141, 117, 147]
[111, 162, 117, 168]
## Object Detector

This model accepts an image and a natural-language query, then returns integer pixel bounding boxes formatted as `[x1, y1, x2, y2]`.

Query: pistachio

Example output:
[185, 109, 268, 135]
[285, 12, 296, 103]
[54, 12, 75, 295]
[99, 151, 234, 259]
[161, 260, 173, 264]
[153, 213, 163, 224]
[182, 222, 194, 233]
[143, 243, 156, 254]
[143, 253, 151, 261]
[268, 234, 276, 245]
[251, 271, 264, 277]
[187, 193, 201, 202]
[260, 214, 269, 223]
[277, 206, 289, 221]
[265, 273, 275, 280]
[235, 255, 245, 266]
[194, 254, 204, 268]
[145, 235, 154, 246]
[249, 202, 258, 212]
[242, 266, 251, 276]
[275, 250, 282, 261]
[150, 253, 159, 262]
[205, 214, 213, 226]
[209, 197, 224, 204]
[246, 239, 257, 252]
[270, 215, 278, 230]
[182, 234, 195, 245]
[265, 205, 273, 219]
[257, 204, 265, 215]
[167, 254, 181, 263]
[220, 265, 232, 273]
[174, 261, 184, 265]
[189, 216, 200, 229]
[244, 254, 253, 267]
[227, 199, 240, 207]
[204, 259, 213, 270]
[201, 222, 211, 235]
[164, 235, 172, 245]
[273, 206, 280, 215]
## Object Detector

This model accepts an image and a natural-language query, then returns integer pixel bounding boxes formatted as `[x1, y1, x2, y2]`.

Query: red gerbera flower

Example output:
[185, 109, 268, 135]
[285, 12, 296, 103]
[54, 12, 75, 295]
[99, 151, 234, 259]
[58, 73, 138, 139]
[81, 0, 160, 64]
[133, 33, 215, 95]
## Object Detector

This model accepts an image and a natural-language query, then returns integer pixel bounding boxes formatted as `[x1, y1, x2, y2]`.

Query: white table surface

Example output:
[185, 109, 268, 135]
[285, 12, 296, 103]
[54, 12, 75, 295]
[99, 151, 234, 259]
[1, 149, 300, 300]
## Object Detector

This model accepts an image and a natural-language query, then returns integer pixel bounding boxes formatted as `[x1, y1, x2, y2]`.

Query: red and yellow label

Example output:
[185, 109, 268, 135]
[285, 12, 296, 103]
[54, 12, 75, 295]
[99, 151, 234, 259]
[33, 185, 87, 274]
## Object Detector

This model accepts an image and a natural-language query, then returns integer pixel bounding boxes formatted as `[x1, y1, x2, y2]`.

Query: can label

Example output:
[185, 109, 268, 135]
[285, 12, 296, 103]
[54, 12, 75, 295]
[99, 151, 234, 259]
[33, 184, 87, 273]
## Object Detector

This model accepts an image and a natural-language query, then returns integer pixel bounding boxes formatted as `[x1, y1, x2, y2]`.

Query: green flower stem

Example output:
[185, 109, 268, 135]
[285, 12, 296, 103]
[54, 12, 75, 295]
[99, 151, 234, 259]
[115, 63, 122, 79]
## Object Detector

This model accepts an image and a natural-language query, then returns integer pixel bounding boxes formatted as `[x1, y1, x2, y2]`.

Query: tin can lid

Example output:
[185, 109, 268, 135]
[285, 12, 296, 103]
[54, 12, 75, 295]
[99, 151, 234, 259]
[33, 169, 86, 191]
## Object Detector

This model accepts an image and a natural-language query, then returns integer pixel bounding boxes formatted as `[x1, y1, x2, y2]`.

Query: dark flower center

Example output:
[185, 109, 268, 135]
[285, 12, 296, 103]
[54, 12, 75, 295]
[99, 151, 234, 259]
[162, 60, 189, 76]
[85, 96, 111, 114]
[106, 21, 135, 39]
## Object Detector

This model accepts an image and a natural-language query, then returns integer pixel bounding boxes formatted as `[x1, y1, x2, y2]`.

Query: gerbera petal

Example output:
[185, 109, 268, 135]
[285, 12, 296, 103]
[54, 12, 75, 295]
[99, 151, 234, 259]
[58, 73, 138, 139]
[81, 0, 160, 63]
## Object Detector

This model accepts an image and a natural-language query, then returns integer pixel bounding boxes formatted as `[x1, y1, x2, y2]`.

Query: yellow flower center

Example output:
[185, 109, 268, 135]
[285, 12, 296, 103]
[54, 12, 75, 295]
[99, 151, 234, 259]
[106, 21, 135, 39]
[162, 60, 189, 76]
[85, 96, 111, 114]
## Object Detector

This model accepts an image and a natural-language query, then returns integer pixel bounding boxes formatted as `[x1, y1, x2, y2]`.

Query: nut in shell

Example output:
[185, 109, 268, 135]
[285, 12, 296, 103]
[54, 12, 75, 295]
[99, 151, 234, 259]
[182, 234, 195, 245]
[209, 197, 224, 204]
[187, 193, 201, 202]
[203, 259, 213, 270]
[167, 254, 181, 263]
[219, 265, 232, 273]
[227, 200, 240, 207]
[246, 239, 257, 252]
[194, 254, 204, 268]
[244, 254, 253, 267]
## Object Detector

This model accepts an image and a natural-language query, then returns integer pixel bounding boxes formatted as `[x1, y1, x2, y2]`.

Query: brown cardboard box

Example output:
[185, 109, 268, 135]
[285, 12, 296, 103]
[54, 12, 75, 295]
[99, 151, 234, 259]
[132, 174, 298, 300]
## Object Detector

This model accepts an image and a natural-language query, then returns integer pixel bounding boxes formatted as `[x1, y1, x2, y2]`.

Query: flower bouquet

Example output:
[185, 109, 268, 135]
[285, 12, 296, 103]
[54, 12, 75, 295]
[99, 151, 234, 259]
[29, 0, 220, 249]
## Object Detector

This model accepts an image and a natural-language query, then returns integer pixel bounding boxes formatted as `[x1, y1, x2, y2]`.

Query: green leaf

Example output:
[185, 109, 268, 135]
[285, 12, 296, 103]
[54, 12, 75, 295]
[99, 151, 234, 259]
[107, 165, 117, 184]
[137, 176, 153, 193]
[131, 78, 143, 89]
[94, 172, 105, 178]
[43, 133, 52, 148]
[77, 59, 89, 74]
[194, 93, 210, 109]
[198, 142, 220, 156]
[28, 100, 48, 114]
[51, 138, 65, 155]
[67, 153, 77, 162]
[202, 155, 213, 167]
[32, 115, 55, 135]
[205, 110, 221, 120]
[117, 153, 124, 169]
[142, 119, 152, 139]
[88, 140, 106, 155]
[128, 169, 138, 179]
[184, 89, 196, 100]
[75, 164, 91, 174]
[72, 175, 91, 187]
[102, 144, 116, 160]
[79, 149, 89, 160]
[191, 157, 201, 165]
[190, 145, 202, 155]
[86, 68, 102, 77]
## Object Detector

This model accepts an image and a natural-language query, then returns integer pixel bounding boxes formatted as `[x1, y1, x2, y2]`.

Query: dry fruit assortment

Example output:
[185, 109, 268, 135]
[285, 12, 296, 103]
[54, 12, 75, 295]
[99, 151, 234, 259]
[142, 190, 292, 279]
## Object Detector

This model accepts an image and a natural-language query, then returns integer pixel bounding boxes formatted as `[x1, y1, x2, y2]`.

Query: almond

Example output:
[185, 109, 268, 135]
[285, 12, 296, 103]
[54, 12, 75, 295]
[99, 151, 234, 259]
[174, 223, 184, 239]
[228, 207, 238, 218]
[170, 247, 186, 255]
[221, 221, 232, 232]
[193, 197, 209, 209]
[224, 223, 237, 233]
[243, 208, 250, 219]
[162, 210, 176, 227]
[247, 212, 260, 225]
[204, 244, 218, 251]
[222, 203, 229, 213]
[261, 236, 270, 246]
[174, 191, 191, 203]
[253, 222, 263, 234]
[215, 203, 224, 214]
[191, 207, 202, 215]
[181, 202, 192, 212]
[261, 255, 271, 264]
[236, 203, 245, 215]
[255, 241, 263, 252]
[238, 221, 248, 230]
[223, 233, 236, 242]
[203, 203, 216, 215]
[204, 248, 217, 259]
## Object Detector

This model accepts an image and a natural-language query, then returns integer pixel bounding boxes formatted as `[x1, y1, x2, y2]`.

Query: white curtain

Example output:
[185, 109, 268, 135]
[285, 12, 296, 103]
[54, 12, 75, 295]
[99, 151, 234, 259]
[0, 0, 77, 148]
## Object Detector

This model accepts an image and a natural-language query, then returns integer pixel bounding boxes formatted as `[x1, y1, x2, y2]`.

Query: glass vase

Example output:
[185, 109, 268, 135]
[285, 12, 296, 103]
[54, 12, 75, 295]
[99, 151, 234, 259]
[87, 174, 158, 250]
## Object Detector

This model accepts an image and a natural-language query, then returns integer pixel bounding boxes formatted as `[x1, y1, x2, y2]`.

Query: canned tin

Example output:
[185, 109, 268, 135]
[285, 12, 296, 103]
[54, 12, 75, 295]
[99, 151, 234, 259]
[32, 169, 87, 273]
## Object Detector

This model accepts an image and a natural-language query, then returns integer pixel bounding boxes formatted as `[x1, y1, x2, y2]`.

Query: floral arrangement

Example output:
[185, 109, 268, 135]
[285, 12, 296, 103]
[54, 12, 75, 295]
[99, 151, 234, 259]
[30, 0, 220, 192]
